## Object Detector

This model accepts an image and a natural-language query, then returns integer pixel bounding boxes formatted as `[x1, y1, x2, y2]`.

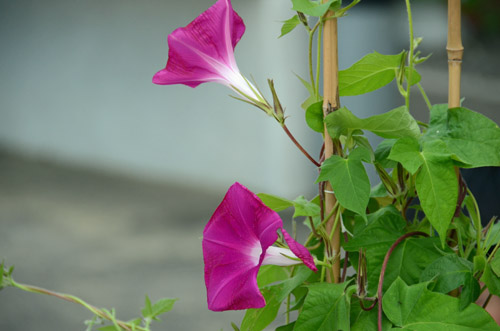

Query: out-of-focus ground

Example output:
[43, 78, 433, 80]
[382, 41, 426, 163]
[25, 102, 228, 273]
[0, 152, 247, 331]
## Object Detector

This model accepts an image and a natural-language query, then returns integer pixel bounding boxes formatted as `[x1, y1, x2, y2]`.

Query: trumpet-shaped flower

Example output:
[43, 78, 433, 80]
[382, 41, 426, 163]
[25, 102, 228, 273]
[152, 0, 260, 101]
[202, 182, 317, 311]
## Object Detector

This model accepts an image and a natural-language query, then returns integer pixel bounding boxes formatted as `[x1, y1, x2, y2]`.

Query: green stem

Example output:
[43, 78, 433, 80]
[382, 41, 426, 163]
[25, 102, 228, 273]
[320, 256, 328, 283]
[405, 0, 415, 110]
[315, 23, 323, 96]
[282, 124, 320, 167]
[308, 20, 322, 99]
[328, 209, 342, 241]
[314, 259, 333, 268]
[417, 82, 432, 110]
[336, 0, 361, 17]
[308, 30, 315, 95]
[9, 278, 146, 331]
[286, 293, 291, 324]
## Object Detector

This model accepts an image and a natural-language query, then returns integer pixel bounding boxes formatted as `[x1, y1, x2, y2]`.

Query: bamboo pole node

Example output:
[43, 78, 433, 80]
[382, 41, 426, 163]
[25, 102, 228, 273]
[447, 0, 463, 108]
[322, 5, 341, 283]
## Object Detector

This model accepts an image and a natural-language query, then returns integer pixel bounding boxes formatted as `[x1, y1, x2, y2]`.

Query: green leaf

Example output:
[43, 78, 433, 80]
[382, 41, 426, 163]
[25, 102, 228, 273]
[292, 196, 321, 218]
[446, 107, 500, 167]
[481, 264, 500, 297]
[351, 297, 393, 330]
[275, 322, 295, 331]
[344, 206, 405, 295]
[485, 222, 500, 250]
[349, 146, 372, 163]
[150, 298, 177, 318]
[98, 327, 120, 331]
[474, 255, 487, 275]
[127, 318, 142, 326]
[317, 152, 371, 219]
[375, 139, 397, 168]
[344, 206, 406, 251]
[291, 0, 339, 17]
[415, 140, 458, 245]
[383, 278, 500, 330]
[345, 208, 447, 296]
[257, 193, 293, 212]
[420, 254, 480, 310]
[325, 106, 420, 140]
[423, 104, 448, 141]
[294, 282, 354, 331]
[464, 196, 481, 239]
[339, 52, 403, 96]
[388, 137, 423, 174]
[370, 181, 389, 198]
[241, 267, 312, 331]
[353, 135, 374, 158]
[279, 15, 301, 38]
[274, 266, 314, 302]
[141, 295, 153, 318]
[257, 265, 288, 288]
[424, 104, 500, 168]
[290, 287, 308, 311]
[491, 252, 500, 277]
[295, 74, 320, 110]
[305, 101, 324, 133]
[240, 287, 283, 331]
[383, 237, 447, 295]
[406, 67, 422, 85]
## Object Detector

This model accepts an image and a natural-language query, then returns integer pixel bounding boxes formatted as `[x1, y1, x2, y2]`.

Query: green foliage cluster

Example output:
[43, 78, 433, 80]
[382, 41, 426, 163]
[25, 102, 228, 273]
[230, 0, 500, 330]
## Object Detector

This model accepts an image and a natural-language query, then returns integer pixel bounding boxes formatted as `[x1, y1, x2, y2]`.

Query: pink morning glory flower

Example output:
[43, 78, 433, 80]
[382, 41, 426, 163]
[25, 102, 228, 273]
[153, 0, 265, 104]
[202, 182, 317, 311]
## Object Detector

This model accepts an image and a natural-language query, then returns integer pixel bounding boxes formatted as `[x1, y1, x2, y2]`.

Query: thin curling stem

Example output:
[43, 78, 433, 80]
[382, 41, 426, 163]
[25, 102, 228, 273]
[282, 124, 320, 167]
[377, 232, 429, 331]
[404, 0, 415, 111]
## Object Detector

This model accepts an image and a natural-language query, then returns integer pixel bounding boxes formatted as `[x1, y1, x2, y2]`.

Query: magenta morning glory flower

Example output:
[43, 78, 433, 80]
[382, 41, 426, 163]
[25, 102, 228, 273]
[153, 0, 265, 103]
[202, 182, 317, 311]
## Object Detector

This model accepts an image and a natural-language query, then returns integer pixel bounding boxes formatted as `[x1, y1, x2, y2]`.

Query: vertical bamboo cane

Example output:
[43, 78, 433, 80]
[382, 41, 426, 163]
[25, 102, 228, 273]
[447, 0, 464, 108]
[322, 8, 341, 283]
[447, 0, 463, 298]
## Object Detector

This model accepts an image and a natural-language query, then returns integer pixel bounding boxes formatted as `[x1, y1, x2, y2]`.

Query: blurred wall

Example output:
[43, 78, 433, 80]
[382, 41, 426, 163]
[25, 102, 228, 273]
[0, 0, 318, 196]
[0, 0, 413, 197]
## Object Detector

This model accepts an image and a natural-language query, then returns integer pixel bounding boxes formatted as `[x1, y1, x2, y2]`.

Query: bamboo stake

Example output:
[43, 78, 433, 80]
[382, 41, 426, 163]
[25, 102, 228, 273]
[322, 6, 341, 283]
[447, 0, 463, 298]
[447, 0, 464, 108]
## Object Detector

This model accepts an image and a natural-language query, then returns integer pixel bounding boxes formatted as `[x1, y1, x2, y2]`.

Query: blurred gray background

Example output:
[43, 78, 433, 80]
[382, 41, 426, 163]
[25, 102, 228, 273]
[0, 0, 498, 330]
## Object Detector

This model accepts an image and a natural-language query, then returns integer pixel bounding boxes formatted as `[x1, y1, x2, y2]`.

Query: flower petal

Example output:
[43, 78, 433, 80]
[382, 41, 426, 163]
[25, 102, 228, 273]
[152, 0, 245, 88]
[281, 227, 318, 272]
[203, 182, 283, 311]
